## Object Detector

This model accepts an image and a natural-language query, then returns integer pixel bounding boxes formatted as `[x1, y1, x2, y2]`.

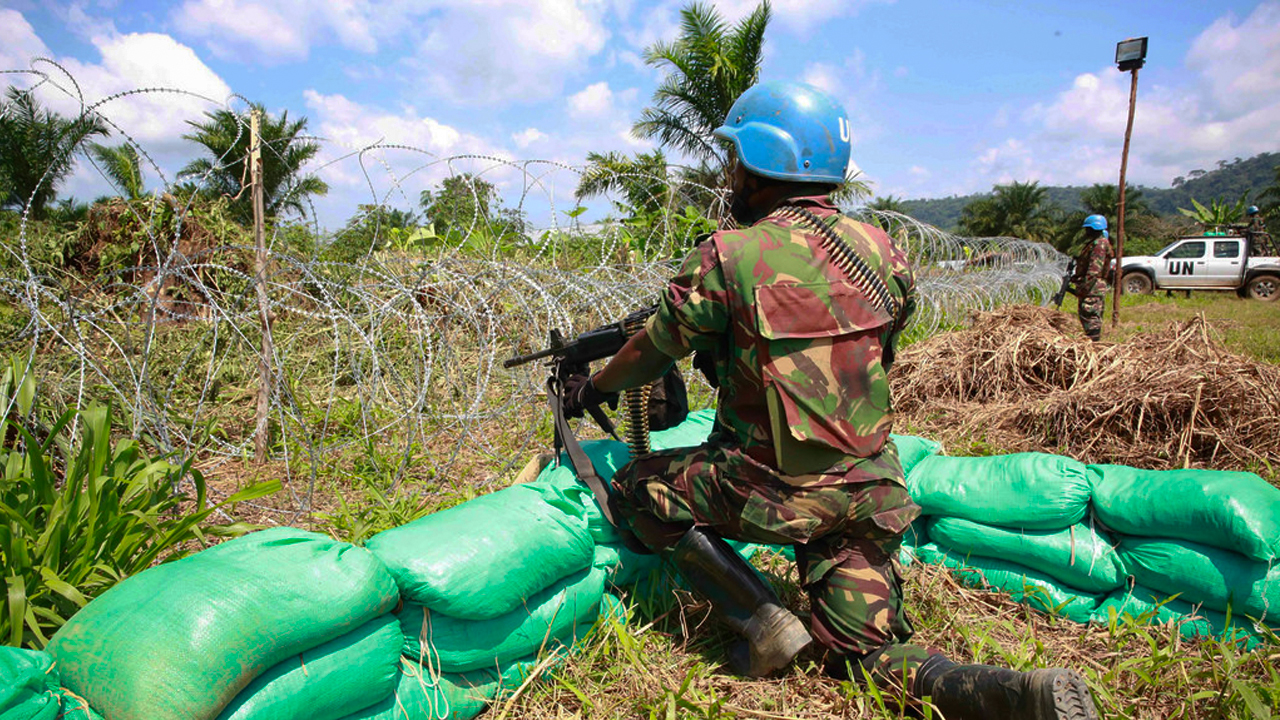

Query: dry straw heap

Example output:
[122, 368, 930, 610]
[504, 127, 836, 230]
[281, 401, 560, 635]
[891, 305, 1280, 474]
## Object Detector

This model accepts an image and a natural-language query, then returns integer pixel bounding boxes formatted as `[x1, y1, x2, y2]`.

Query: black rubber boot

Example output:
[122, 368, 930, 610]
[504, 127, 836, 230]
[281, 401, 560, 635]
[913, 655, 1099, 720]
[671, 527, 812, 677]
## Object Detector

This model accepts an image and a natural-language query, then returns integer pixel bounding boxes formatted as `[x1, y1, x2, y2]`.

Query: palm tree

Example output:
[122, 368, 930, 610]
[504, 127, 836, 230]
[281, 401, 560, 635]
[576, 150, 673, 215]
[632, 1, 770, 178]
[179, 104, 327, 224]
[867, 195, 907, 213]
[959, 181, 1054, 242]
[1079, 183, 1146, 220]
[87, 143, 147, 201]
[0, 87, 108, 218]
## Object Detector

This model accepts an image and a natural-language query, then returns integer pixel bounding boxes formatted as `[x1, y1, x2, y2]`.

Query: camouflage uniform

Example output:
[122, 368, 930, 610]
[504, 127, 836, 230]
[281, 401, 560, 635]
[1073, 233, 1112, 341]
[611, 195, 936, 688]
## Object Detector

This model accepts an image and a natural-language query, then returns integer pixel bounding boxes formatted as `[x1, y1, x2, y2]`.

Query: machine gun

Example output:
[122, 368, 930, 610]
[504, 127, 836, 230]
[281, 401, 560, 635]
[1046, 259, 1077, 309]
[505, 305, 660, 552]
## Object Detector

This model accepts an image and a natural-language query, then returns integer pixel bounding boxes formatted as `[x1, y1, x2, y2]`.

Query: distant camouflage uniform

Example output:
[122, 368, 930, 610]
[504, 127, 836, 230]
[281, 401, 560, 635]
[611, 195, 936, 688]
[1073, 233, 1112, 341]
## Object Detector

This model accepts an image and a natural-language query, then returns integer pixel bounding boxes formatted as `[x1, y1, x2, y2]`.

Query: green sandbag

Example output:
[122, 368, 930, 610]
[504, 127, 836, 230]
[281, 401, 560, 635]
[1093, 585, 1271, 649]
[528, 440, 631, 544]
[400, 566, 606, 672]
[56, 691, 104, 720]
[48, 527, 399, 720]
[930, 547, 1101, 623]
[907, 453, 1090, 530]
[930, 517, 1127, 594]
[903, 517, 931, 548]
[339, 659, 530, 720]
[1089, 465, 1280, 562]
[0, 646, 60, 720]
[1117, 537, 1280, 620]
[216, 615, 403, 720]
[892, 434, 943, 475]
[650, 408, 717, 450]
[367, 484, 593, 620]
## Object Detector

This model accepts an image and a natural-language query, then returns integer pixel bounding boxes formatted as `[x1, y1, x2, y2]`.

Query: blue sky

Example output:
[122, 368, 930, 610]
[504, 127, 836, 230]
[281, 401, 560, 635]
[3, 0, 1278, 229]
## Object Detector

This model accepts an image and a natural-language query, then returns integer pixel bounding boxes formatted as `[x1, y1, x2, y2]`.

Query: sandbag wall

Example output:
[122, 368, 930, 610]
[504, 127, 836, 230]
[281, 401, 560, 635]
[902, 452, 1280, 647]
[22, 489, 621, 719]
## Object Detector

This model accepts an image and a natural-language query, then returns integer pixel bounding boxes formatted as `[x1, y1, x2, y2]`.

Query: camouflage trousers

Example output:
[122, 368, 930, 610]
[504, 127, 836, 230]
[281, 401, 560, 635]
[1078, 282, 1107, 340]
[611, 441, 937, 691]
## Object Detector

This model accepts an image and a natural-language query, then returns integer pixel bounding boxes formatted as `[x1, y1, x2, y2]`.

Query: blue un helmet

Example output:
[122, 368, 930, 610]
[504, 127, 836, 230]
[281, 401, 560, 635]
[1083, 214, 1108, 231]
[712, 81, 851, 184]
[1248, 205, 1260, 216]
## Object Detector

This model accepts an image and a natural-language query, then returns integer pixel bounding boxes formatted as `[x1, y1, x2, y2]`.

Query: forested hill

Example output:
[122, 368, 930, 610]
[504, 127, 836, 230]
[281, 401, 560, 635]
[900, 151, 1279, 230]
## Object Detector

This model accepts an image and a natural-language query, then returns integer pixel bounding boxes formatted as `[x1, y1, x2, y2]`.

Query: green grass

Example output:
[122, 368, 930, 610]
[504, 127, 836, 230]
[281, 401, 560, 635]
[1058, 289, 1280, 363]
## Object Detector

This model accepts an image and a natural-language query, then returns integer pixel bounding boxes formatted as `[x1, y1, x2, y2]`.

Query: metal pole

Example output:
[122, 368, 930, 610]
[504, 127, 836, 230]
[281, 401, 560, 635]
[251, 109, 274, 463]
[1112, 67, 1139, 328]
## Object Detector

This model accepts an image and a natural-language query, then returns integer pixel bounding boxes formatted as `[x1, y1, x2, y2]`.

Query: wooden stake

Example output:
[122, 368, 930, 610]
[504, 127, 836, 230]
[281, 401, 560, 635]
[1112, 67, 1140, 328]
[251, 109, 274, 463]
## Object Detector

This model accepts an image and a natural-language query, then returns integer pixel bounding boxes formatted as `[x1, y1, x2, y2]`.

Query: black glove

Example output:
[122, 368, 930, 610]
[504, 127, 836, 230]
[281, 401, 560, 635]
[562, 373, 619, 419]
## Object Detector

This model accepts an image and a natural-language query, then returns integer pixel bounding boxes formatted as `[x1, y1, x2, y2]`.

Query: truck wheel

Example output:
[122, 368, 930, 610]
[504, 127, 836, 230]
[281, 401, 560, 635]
[1123, 272, 1153, 295]
[1246, 274, 1279, 301]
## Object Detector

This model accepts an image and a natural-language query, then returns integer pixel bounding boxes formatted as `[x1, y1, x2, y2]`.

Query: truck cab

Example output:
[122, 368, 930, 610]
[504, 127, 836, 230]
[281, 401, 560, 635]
[1120, 235, 1280, 301]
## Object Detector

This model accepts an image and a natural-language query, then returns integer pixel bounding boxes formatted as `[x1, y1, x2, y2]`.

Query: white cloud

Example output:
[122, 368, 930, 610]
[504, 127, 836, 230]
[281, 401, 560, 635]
[300, 89, 513, 215]
[54, 32, 233, 151]
[412, 0, 610, 105]
[2, 15, 234, 202]
[0, 9, 51, 74]
[568, 82, 615, 119]
[1005, 2, 1280, 190]
[1187, 2, 1280, 120]
[909, 165, 930, 179]
[512, 128, 548, 149]
[171, 0, 378, 61]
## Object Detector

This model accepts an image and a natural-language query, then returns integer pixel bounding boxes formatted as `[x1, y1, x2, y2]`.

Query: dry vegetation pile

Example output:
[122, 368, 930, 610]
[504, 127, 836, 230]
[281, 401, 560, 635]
[891, 305, 1280, 475]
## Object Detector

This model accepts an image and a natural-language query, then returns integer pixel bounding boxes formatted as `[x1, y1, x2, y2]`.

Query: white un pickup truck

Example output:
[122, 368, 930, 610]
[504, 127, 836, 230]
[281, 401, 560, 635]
[1120, 235, 1280, 301]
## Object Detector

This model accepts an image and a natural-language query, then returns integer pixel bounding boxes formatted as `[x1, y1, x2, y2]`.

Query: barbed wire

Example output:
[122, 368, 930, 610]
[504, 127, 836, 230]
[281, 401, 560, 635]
[0, 71, 1066, 517]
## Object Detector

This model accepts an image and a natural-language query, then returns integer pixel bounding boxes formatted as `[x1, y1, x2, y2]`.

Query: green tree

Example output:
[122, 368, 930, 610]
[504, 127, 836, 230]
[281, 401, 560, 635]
[632, 1, 770, 178]
[1259, 163, 1280, 218]
[87, 142, 147, 201]
[179, 104, 328, 224]
[0, 87, 108, 218]
[420, 173, 527, 247]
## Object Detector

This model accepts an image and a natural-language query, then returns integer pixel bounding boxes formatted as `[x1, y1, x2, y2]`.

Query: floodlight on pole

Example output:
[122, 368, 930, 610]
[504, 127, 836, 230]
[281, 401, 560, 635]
[1111, 37, 1146, 329]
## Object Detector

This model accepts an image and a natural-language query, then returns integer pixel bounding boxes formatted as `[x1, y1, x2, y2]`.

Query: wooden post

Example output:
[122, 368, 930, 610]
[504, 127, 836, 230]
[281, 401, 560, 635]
[251, 109, 274, 463]
[1112, 67, 1140, 328]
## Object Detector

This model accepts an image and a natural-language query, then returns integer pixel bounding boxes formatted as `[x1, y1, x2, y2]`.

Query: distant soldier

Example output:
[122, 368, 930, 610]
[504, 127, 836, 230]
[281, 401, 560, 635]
[1073, 215, 1112, 341]
[1242, 205, 1277, 257]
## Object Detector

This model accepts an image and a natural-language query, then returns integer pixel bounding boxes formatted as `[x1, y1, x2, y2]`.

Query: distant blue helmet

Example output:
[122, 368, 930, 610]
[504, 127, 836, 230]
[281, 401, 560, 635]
[712, 81, 851, 184]
[1248, 205, 1260, 216]
[1083, 214, 1108, 231]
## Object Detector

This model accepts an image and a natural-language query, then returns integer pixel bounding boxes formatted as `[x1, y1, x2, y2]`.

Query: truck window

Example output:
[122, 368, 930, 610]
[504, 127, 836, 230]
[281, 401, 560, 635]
[1214, 241, 1240, 258]
[1167, 241, 1205, 259]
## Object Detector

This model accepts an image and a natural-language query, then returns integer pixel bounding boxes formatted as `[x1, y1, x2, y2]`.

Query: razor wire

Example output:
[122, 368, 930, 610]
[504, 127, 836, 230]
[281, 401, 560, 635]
[0, 71, 1067, 517]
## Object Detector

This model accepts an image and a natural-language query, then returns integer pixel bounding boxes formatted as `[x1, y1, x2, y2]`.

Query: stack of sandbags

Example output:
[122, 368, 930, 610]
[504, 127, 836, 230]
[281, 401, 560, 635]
[1088, 465, 1280, 642]
[364, 482, 609, 720]
[47, 528, 401, 720]
[905, 453, 1120, 622]
[0, 645, 103, 719]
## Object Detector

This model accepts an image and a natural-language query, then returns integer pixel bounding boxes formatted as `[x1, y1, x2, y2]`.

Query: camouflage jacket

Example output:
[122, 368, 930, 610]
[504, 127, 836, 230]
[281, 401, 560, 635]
[645, 195, 916, 486]
[1073, 234, 1113, 296]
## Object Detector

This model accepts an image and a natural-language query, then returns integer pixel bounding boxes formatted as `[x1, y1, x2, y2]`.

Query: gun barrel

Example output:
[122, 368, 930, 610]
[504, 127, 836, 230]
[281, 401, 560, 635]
[503, 346, 559, 369]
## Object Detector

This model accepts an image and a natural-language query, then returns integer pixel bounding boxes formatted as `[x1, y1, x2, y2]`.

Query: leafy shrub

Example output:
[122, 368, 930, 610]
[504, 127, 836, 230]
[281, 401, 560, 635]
[0, 401, 280, 648]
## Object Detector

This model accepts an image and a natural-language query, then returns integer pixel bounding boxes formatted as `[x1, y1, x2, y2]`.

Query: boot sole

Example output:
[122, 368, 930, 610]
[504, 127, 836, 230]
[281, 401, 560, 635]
[735, 608, 813, 677]
[1048, 671, 1099, 720]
